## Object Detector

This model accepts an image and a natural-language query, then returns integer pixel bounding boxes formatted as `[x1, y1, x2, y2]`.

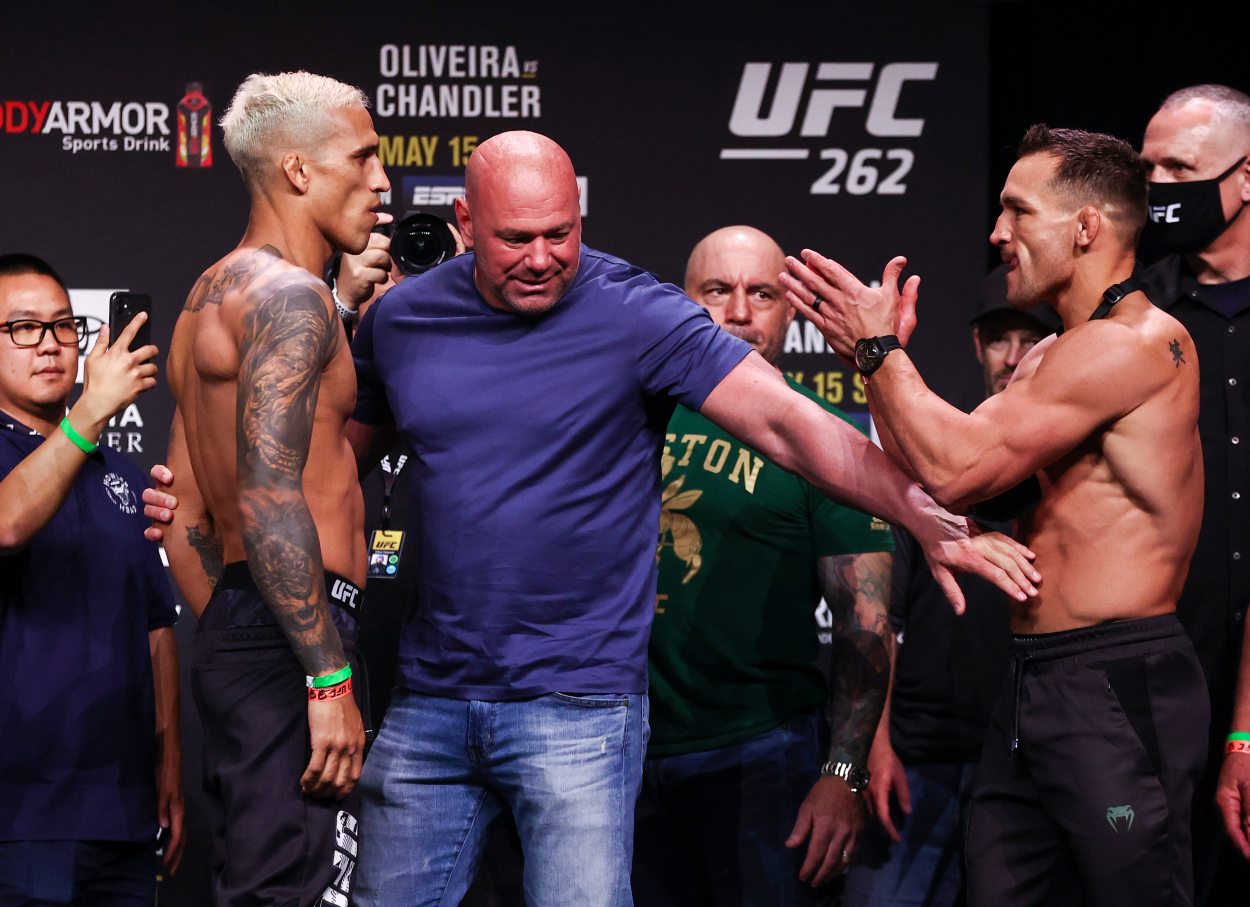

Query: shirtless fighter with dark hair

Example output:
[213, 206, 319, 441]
[783, 125, 1208, 906]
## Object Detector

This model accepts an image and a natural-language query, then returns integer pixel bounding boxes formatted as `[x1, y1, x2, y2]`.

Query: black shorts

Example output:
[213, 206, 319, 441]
[966, 613, 1208, 907]
[192, 562, 367, 907]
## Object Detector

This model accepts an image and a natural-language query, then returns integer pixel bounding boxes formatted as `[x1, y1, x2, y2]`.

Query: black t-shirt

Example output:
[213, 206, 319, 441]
[887, 525, 1012, 764]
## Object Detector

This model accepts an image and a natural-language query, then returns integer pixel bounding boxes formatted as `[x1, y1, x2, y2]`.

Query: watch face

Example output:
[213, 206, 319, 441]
[855, 339, 882, 375]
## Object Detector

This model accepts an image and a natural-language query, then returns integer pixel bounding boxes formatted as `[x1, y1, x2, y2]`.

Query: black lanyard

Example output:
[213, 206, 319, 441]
[1088, 276, 1141, 322]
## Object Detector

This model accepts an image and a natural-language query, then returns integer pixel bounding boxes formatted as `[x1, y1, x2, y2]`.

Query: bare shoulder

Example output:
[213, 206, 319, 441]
[234, 260, 338, 370]
[1006, 332, 1059, 386]
[1011, 300, 1189, 420]
[183, 245, 291, 314]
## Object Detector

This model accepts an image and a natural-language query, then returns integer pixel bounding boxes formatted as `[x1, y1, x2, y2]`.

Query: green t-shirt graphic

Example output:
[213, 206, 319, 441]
[648, 378, 893, 755]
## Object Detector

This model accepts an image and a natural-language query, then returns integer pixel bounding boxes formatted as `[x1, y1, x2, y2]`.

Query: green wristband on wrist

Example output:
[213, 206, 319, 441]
[307, 664, 352, 689]
[1228, 732, 1250, 743]
[59, 417, 98, 455]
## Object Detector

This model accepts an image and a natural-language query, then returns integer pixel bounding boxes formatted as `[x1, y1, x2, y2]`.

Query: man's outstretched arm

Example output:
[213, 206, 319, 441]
[236, 276, 363, 799]
[781, 251, 1154, 509]
[699, 353, 1039, 612]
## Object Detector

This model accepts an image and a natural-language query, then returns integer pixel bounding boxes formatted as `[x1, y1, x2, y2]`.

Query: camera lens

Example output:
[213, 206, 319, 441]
[391, 212, 458, 276]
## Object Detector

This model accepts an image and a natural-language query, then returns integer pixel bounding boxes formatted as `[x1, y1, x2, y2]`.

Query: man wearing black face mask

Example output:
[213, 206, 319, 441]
[1141, 83, 1250, 904]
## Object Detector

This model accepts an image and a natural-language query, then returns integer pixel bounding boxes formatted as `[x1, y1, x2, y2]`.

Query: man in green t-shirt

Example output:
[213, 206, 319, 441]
[633, 226, 895, 905]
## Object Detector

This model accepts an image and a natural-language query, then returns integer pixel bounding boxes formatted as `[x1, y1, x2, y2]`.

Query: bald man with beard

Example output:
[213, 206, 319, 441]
[635, 226, 895, 904]
[346, 131, 1039, 906]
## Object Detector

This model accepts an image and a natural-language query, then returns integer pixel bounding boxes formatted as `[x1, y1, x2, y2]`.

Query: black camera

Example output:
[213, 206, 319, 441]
[376, 211, 458, 276]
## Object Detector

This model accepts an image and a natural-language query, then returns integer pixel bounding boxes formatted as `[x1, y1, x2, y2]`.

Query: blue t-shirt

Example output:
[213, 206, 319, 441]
[0, 411, 177, 842]
[353, 245, 751, 698]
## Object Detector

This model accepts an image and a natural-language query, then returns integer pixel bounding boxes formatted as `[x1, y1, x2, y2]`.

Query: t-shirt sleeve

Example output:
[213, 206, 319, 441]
[888, 527, 920, 633]
[632, 283, 751, 410]
[351, 300, 394, 426]
[143, 538, 179, 630]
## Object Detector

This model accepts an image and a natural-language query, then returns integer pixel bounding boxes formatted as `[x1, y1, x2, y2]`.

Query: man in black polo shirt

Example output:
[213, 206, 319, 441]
[1140, 84, 1250, 905]
[0, 253, 181, 905]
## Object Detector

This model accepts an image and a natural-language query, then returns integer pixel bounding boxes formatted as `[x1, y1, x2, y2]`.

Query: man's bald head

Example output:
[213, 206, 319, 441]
[465, 131, 578, 205]
[455, 131, 582, 315]
[684, 226, 792, 365]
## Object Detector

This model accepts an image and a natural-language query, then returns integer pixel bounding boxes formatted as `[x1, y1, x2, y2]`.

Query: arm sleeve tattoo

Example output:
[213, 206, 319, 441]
[235, 276, 346, 676]
[819, 550, 894, 765]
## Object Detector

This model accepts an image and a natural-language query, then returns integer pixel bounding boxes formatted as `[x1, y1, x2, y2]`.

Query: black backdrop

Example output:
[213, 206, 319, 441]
[2, 1, 1246, 903]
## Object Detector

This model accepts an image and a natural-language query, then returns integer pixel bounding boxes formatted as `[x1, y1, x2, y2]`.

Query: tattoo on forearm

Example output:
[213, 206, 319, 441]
[185, 521, 223, 589]
[820, 552, 893, 765]
[235, 272, 344, 675]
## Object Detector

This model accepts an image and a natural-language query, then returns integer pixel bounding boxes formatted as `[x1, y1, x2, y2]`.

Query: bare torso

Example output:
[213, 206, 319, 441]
[1006, 295, 1203, 633]
[168, 245, 365, 597]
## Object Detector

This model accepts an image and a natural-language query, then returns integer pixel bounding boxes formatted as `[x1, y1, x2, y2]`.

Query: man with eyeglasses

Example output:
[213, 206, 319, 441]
[0, 252, 183, 906]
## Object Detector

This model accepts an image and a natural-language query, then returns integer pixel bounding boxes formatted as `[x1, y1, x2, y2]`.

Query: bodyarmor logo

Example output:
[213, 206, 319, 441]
[102, 472, 137, 514]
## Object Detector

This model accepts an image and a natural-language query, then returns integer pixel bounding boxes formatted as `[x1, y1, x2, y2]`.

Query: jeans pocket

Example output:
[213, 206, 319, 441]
[552, 692, 631, 708]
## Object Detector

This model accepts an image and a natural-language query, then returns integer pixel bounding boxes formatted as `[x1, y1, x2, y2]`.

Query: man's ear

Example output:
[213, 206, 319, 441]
[972, 326, 986, 364]
[1074, 205, 1101, 249]
[454, 197, 473, 249]
[281, 152, 309, 194]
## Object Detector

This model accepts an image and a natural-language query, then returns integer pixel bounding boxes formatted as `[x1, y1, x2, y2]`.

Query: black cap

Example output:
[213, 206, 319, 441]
[970, 264, 1062, 334]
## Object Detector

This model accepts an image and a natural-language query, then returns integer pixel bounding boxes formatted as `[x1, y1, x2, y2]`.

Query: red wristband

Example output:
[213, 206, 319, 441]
[308, 677, 353, 702]
[1226, 739, 1250, 755]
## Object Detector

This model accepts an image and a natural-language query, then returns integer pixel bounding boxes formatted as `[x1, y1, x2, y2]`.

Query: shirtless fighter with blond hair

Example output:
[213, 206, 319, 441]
[159, 71, 389, 907]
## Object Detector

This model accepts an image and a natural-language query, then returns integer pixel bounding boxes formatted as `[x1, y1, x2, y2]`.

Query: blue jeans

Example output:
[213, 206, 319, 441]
[353, 688, 648, 906]
[632, 711, 830, 906]
[842, 760, 977, 907]
[0, 840, 155, 906]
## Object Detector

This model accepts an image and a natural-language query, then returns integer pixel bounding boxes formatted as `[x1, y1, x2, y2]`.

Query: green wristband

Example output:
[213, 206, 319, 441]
[59, 416, 98, 455]
[1228, 732, 1250, 743]
[307, 664, 352, 689]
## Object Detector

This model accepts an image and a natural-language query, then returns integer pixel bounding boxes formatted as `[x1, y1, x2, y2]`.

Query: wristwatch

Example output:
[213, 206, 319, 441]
[821, 760, 871, 793]
[853, 335, 902, 377]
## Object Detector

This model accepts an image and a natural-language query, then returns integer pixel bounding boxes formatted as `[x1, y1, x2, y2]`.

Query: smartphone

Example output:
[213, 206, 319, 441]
[108, 291, 152, 351]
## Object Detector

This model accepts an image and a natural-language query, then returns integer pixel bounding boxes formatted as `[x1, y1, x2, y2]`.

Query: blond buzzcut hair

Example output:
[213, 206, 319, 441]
[220, 71, 368, 185]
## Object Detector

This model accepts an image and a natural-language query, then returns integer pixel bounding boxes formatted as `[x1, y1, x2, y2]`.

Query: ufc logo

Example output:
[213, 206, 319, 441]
[728, 62, 938, 138]
[1149, 203, 1182, 223]
[330, 578, 360, 611]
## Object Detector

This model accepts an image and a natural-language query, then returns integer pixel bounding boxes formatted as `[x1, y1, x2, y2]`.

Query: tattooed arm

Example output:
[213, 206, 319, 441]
[821, 551, 894, 768]
[786, 550, 894, 886]
[151, 410, 222, 617]
[236, 275, 363, 799]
